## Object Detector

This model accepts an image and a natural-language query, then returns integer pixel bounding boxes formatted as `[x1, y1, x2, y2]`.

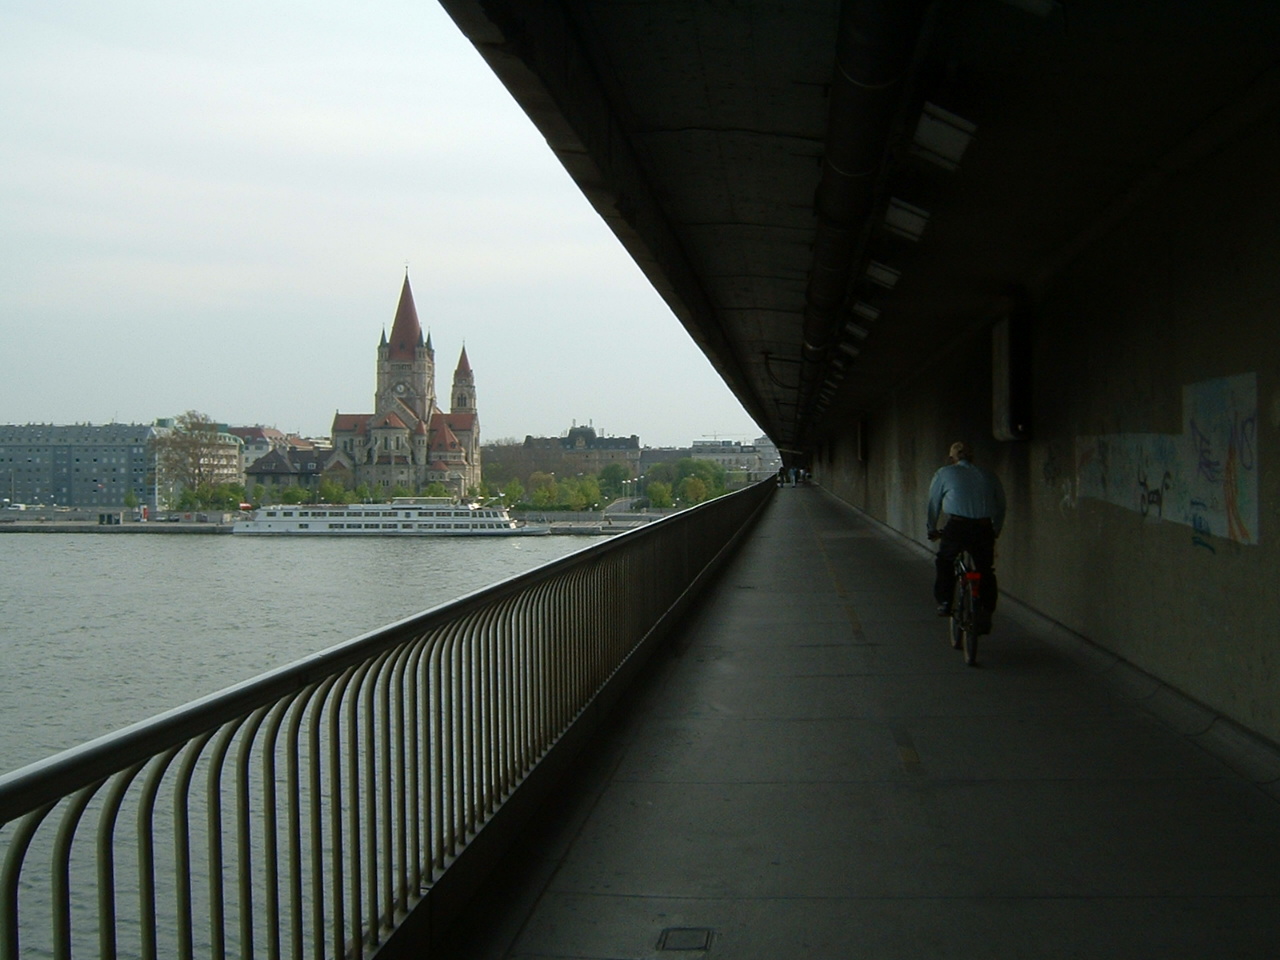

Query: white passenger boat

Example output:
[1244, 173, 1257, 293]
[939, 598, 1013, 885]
[232, 498, 549, 536]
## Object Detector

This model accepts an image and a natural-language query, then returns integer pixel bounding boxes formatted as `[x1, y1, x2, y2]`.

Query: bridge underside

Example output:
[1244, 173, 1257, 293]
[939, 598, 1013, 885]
[438, 3, 1280, 747]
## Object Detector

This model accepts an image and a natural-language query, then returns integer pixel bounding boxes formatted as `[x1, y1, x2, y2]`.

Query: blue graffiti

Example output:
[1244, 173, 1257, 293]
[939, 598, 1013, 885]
[1189, 418, 1221, 483]
[1190, 499, 1216, 553]
[1138, 470, 1172, 519]
[1234, 413, 1257, 471]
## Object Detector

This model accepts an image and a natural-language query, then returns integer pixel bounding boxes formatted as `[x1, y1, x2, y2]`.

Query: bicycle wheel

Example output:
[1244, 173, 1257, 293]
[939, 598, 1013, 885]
[949, 577, 965, 649]
[962, 584, 979, 666]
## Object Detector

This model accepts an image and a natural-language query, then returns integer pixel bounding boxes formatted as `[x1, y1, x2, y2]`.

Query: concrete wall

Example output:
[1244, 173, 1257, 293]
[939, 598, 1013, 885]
[819, 114, 1280, 745]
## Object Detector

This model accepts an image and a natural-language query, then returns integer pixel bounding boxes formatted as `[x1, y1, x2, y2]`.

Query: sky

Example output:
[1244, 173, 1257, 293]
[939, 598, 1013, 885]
[0, 1, 762, 449]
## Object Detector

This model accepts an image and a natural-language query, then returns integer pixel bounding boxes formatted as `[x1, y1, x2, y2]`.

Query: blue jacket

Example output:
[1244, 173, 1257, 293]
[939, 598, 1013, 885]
[927, 459, 1006, 536]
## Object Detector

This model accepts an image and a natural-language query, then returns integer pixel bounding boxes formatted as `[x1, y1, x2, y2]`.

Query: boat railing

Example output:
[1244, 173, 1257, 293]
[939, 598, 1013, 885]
[0, 479, 774, 960]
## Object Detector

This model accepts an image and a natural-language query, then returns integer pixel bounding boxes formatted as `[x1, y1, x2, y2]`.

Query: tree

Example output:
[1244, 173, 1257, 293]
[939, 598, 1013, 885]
[598, 463, 629, 498]
[153, 411, 234, 505]
[676, 458, 727, 496]
[647, 480, 673, 508]
[177, 481, 245, 510]
[278, 485, 309, 504]
[317, 478, 349, 504]
[559, 477, 588, 510]
[646, 462, 677, 486]
[423, 481, 451, 498]
[579, 475, 602, 509]
[678, 475, 709, 504]
[531, 483, 558, 508]
[503, 478, 525, 505]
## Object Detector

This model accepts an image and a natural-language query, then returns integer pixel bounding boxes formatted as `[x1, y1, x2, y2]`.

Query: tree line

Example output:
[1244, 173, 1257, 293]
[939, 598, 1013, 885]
[150, 411, 732, 511]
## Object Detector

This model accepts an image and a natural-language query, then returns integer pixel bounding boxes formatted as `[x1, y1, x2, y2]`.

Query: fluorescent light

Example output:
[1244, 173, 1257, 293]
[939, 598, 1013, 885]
[865, 261, 900, 288]
[885, 198, 930, 241]
[911, 102, 976, 171]
[839, 342, 861, 358]
[844, 322, 869, 340]
[851, 301, 880, 322]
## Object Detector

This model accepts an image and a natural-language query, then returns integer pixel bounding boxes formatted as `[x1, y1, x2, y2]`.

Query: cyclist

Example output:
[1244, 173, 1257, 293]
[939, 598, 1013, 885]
[926, 441, 1006, 621]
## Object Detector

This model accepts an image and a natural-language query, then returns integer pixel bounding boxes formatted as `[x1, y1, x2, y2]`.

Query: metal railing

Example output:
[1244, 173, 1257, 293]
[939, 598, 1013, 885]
[0, 481, 771, 959]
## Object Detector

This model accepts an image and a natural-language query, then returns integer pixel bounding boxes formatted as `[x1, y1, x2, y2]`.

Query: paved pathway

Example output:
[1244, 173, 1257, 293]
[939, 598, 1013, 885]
[437, 486, 1280, 958]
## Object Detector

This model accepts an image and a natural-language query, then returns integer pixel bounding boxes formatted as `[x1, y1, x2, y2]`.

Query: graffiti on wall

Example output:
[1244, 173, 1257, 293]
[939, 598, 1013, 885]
[1075, 373, 1258, 547]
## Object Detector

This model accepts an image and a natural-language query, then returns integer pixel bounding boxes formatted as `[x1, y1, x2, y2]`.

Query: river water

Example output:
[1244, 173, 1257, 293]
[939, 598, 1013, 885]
[0, 532, 587, 774]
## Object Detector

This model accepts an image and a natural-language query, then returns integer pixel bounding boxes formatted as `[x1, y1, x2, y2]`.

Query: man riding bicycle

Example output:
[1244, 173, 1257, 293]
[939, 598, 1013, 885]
[927, 441, 1006, 621]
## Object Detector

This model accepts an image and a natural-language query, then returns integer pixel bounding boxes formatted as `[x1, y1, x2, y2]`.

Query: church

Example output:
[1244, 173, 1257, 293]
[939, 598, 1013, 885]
[326, 275, 482, 498]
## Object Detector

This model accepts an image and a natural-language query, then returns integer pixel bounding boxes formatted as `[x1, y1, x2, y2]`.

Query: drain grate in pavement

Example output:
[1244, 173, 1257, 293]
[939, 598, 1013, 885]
[657, 927, 713, 951]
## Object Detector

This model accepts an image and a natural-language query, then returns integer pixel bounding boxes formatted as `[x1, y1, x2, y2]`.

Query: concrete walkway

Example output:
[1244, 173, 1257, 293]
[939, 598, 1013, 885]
[437, 486, 1280, 958]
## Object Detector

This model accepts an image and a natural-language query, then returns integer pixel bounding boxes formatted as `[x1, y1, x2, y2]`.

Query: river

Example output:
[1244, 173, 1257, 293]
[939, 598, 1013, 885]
[0, 532, 587, 774]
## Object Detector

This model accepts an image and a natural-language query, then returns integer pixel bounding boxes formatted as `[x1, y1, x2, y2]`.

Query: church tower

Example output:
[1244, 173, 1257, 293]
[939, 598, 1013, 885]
[376, 274, 434, 420]
[330, 273, 481, 499]
[451, 346, 477, 414]
[446, 346, 481, 492]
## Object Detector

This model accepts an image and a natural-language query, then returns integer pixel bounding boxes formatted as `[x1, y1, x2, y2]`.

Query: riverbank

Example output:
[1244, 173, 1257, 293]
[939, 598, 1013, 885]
[0, 521, 233, 534]
[0, 519, 650, 536]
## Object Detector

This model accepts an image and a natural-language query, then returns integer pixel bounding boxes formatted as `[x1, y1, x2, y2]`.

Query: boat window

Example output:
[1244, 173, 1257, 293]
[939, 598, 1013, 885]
[298, 523, 309, 529]
[402, 523, 413, 529]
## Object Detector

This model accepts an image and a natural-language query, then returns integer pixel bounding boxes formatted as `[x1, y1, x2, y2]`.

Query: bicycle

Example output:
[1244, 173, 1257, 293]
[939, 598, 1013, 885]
[948, 549, 991, 666]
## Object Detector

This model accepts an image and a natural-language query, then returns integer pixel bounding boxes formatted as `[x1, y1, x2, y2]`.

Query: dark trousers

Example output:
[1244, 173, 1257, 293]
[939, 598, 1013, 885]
[934, 516, 997, 610]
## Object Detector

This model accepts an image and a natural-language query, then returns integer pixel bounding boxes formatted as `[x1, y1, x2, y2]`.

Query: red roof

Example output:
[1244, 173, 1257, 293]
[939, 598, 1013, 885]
[428, 414, 460, 451]
[229, 426, 285, 442]
[444, 412, 476, 432]
[373, 410, 408, 430]
[388, 275, 422, 362]
[332, 413, 370, 433]
[455, 345, 471, 374]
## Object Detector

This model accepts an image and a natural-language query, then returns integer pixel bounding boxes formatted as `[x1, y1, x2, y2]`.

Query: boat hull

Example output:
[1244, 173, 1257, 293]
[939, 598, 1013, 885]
[232, 524, 549, 536]
[231, 499, 550, 536]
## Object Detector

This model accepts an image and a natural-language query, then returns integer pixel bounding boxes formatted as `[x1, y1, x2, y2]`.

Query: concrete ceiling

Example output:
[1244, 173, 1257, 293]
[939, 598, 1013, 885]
[438, 0, 1280, 453]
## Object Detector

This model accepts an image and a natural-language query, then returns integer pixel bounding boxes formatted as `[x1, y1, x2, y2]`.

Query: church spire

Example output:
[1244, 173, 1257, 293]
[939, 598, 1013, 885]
[451, 344, 476, 414]
[388, 274, 423, 362]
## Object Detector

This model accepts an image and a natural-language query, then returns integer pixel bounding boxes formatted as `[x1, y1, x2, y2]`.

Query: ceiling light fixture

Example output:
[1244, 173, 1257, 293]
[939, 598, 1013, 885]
[851, 301, 880, 322]
[844, 321, 870, 340]
[884, 198, 930, 241]
[865, 261, 900, 289]
[911, 102, 976, 171]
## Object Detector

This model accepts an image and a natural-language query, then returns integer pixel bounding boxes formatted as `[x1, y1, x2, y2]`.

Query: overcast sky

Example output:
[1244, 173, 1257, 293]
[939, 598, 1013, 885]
[0, 1, 762, 448]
